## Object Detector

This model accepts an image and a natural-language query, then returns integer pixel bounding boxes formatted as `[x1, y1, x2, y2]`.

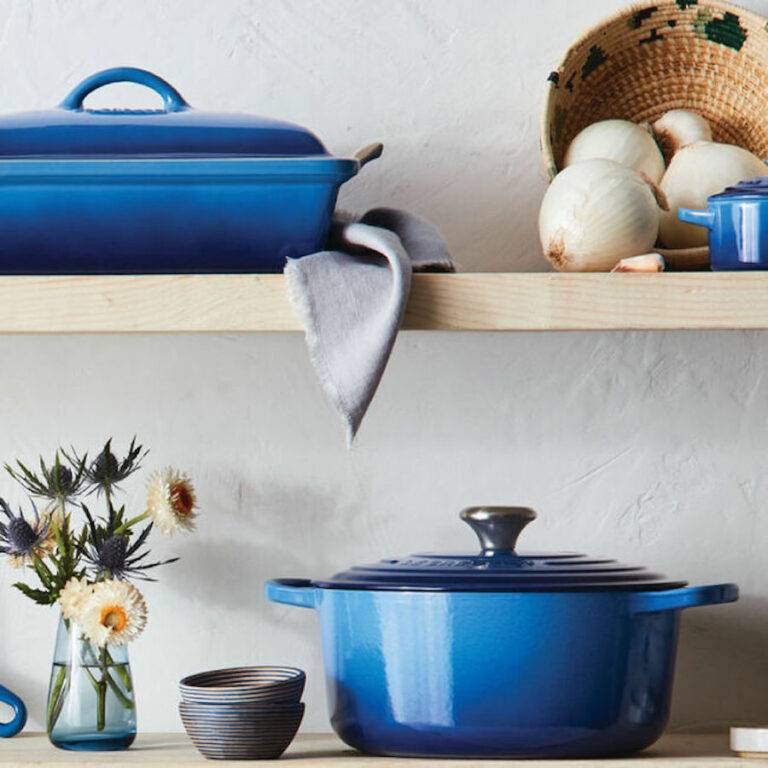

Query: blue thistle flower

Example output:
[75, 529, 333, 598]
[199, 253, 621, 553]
[5, 452, 87, 507]
[0, 498, 52, 566]
[80, 502, 177, 581]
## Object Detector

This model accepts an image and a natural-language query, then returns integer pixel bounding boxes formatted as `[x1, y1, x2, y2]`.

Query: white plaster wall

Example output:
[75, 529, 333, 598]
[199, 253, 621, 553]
[0, 0, 767, 735]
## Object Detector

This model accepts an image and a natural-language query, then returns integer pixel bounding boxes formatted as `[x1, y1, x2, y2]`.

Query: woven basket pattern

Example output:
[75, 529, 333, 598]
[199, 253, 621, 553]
[541, 0, 768, 179]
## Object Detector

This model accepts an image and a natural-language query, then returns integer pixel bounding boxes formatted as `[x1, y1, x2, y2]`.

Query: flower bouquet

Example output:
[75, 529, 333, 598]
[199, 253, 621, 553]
[0, 438, 198, 751]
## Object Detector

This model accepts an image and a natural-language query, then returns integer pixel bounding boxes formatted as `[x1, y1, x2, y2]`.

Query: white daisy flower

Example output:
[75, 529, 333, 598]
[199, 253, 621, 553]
[145, 468, 197, 535]
[79, 579, 147, 648]
[58, 577, 94, 623]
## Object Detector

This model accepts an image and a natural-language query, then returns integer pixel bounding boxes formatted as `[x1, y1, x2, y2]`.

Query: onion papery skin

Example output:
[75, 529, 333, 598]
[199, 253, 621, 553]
[540, 159, 661, 273]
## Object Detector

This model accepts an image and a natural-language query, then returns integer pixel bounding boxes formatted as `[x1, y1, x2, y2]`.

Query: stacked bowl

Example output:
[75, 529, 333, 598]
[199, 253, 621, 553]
[179, 666, 305, 760]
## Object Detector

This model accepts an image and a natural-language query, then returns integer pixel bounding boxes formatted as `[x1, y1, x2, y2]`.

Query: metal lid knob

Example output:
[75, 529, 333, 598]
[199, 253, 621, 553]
[460, 506, 536, 555]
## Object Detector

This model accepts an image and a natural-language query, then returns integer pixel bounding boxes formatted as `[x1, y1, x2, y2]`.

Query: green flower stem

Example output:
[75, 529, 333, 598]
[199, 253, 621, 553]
[46, 665, 67, 732]
[84, 666, 100, 692]
[107, 650, 133, 693]
[83, 641, 132, 702]
[113, 511, 149, 535]
[104, 668, 134, 710]
[94, 645, 134, 731]
[96, 680, 106, 732]
[96, 647, 109, 732]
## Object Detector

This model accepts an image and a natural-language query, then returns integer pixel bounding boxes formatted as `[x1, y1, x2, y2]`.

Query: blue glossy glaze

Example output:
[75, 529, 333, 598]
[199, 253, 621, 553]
[0, 67, 326, 158]
[679, 176, 768, 271]
[0, 68, 371, 273]
[61, 67, 189, 113]
[0, 158, 355, 274]
[265, 580, 737, 759]
[0, 684, 27, 738]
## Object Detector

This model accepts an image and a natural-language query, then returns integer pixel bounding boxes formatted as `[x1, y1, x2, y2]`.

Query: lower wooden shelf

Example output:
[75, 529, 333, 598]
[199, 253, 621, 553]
[0, 273, 765, 333]
[0, 732, 758, 767]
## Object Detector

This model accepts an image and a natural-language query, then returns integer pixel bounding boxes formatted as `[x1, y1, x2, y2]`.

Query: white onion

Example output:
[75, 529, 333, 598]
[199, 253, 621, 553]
[659, 141, 767, 248]
[539, 159, 661, 272]
[564, 119, 666, 183]
[653, 109, 712, 157]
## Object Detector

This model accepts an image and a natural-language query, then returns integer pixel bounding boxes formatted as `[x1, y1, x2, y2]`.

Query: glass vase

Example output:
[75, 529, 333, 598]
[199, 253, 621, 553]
[46, 614, 136, 751]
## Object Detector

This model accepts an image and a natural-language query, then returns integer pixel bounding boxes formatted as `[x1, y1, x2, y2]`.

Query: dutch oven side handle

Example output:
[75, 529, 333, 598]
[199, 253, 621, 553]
[354, 142, 384, 168]
[631, 583, 738, 614]
[265, 578, 318, 610]
[60, 67, 189, 113]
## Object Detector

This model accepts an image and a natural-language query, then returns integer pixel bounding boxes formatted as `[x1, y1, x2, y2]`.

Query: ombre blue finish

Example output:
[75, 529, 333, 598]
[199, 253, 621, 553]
[0, 684, 26, 738]
[0, 67, 327, 158]
[265, 580, 738, 759]
[0, 68, 371, 273]
[679, 176, 768, 271]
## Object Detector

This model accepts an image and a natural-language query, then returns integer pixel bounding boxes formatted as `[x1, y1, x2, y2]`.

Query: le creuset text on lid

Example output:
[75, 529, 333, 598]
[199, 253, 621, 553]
[311, 506, 687, 592]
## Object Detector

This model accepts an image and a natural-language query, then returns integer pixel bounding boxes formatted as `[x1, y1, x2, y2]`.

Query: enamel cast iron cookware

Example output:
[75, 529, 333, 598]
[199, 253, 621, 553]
[0, 67, 380, 274]
[679, 177, 768, 271]
[266, 507, 738, 759]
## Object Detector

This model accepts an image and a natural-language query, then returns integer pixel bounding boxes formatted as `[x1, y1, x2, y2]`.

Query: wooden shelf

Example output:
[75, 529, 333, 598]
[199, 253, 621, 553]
[0, 732, 757, 767]
[0, 273, 766, 333]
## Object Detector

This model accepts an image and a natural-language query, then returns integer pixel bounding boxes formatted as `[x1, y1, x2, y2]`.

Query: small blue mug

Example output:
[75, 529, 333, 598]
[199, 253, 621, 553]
[0, 684, 27, 737]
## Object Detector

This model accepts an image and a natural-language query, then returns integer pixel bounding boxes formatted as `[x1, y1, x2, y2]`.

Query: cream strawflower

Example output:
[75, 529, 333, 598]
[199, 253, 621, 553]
[145, 468, 197, 535]
[79, 579, 147, 648]
[58, 577, 93, 622]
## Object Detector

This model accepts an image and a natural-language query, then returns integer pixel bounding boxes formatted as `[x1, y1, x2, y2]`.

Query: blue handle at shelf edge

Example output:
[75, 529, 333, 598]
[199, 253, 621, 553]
[0, 684, 27, 737]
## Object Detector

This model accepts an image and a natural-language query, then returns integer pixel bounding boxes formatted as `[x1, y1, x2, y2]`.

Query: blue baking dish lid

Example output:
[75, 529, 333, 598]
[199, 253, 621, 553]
[0, 67, 329, 158]
[713, 176, 768, 200]
[314, 507, 688, 592]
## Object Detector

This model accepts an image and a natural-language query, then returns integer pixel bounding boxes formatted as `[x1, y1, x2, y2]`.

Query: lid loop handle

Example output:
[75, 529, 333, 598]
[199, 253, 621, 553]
[60, 67, 189, 113]
[460, 507, 536, 555]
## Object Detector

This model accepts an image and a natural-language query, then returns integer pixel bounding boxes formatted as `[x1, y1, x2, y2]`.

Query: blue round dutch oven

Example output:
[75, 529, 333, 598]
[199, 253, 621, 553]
[266, 507, 738, 759]
[679, 176, 768, 271]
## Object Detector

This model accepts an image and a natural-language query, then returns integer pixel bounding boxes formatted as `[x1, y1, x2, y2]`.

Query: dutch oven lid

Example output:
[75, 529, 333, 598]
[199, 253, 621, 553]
[315, 507, 687, 592]
[713, 176, 768, 200]
[0, 67, 328, 158]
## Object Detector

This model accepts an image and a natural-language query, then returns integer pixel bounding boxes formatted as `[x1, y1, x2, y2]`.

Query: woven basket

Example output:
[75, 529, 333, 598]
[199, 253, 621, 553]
[541, 1, 768, 267]
[542, 0, 768, 176]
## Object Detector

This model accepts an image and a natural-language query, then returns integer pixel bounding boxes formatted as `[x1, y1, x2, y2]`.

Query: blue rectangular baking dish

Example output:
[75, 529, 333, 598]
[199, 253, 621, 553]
[0, 67, 381, 274]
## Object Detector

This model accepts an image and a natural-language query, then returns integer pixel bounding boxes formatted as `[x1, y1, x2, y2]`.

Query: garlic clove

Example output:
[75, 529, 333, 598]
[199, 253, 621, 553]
[653, 109, 712, 159]
[564, 119, 666, 184]
[539, 158, 661, 272]
[659, 141, 767, 249]
[611, 253, 665, 272]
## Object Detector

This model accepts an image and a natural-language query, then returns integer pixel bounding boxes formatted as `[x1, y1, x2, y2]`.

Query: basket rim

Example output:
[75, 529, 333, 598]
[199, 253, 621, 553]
[539, 0, 768, 180]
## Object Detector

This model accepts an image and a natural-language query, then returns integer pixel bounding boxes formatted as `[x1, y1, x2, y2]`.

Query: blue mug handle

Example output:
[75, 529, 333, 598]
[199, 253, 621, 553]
[60, 67, 189, 113]
[0, 684, 27, 738]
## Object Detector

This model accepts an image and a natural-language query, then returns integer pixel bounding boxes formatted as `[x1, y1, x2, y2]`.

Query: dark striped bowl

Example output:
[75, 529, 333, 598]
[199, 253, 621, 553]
[179, 701, 305, 760]
[179, 666, 305, 705]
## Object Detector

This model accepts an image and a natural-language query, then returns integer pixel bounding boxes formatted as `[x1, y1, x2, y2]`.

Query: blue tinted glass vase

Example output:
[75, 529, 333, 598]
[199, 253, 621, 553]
[47, 615, 136, 751]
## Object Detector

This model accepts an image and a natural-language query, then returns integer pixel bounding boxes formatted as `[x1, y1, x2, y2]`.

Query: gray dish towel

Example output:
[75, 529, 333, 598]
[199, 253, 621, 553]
[285, 208, 454, 444]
